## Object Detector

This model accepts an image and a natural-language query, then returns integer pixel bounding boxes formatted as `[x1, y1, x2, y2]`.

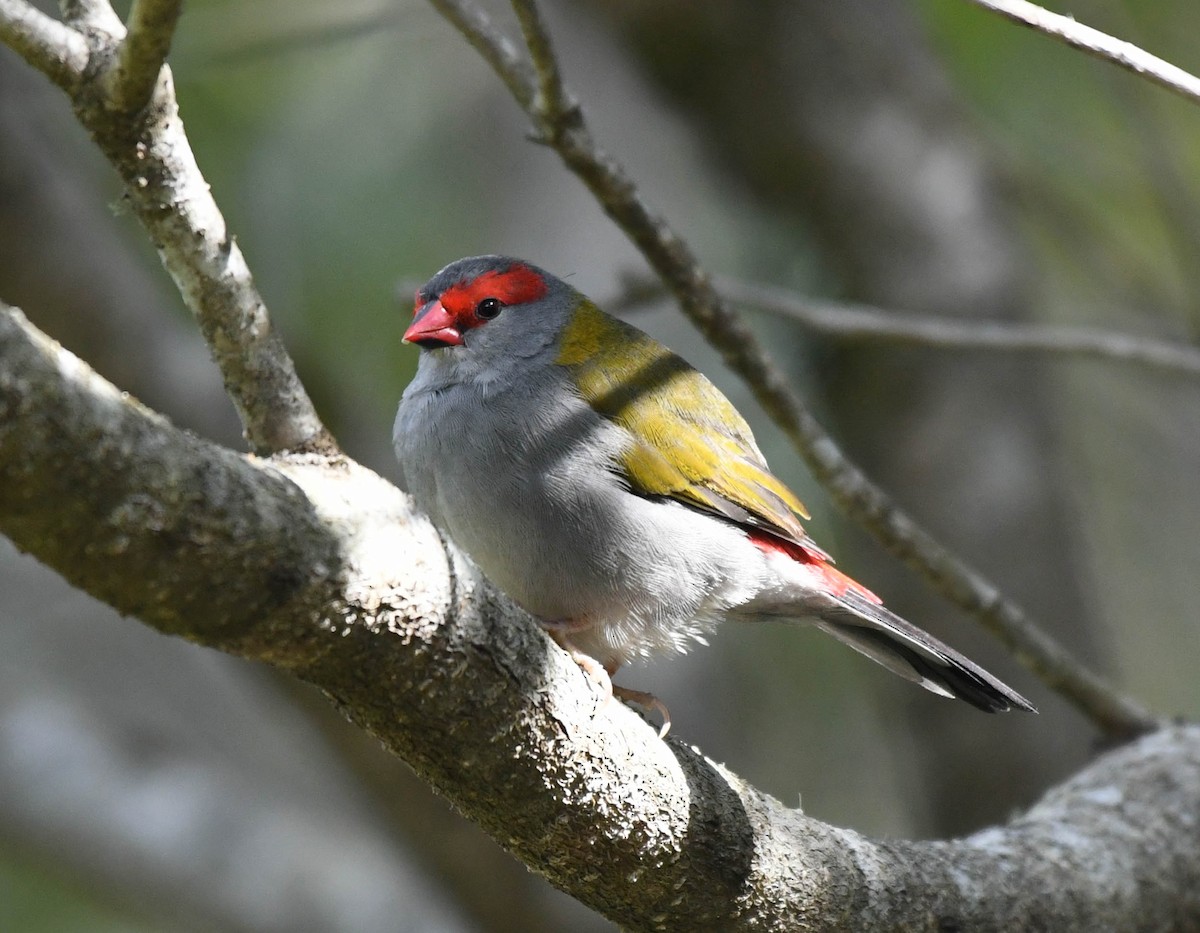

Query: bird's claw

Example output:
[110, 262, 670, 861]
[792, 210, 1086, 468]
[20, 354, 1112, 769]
[545, 623, 671, 738]
[612, 684, 672, 738]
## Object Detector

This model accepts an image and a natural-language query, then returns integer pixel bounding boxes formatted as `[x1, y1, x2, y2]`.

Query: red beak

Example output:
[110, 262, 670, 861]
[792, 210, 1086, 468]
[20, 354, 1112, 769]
[403, 300, 464, 348]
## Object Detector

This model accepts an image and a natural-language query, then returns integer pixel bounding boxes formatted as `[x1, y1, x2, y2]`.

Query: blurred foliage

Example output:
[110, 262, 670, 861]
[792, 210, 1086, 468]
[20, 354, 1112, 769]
[0, 853, 154, 933]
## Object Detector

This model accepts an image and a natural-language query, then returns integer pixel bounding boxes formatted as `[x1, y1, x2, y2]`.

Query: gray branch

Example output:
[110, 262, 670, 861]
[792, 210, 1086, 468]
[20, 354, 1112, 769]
[58, 0, 120, 31]
[0, 303, 1196, 930]
[611, 275, 1200, 379]
[103, 0, 184, 114]
[0, 0, 329, 454]
[0, 0, 88, 85]
[721, 278, 1200, 379]
[968, 0, 1200, 106]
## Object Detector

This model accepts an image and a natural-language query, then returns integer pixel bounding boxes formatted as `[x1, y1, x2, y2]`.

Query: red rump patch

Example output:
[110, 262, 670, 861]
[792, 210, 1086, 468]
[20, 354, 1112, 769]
[749, 531, 882, 604]
[439, 263, 548, 316]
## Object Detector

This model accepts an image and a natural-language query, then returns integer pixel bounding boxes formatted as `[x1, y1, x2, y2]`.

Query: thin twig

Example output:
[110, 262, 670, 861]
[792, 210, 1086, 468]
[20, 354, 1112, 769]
[104, 0, 184, 114]
[967, 0, 1200, 107]
[511, 0, 570, 121]
[716, 278, 1200, 378]
[0, 0, 89, 89]
[428, 0, 1158, 738]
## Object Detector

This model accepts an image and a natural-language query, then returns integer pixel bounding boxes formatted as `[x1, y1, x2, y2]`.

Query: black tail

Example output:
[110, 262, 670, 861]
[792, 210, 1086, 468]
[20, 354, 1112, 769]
[813, 592, 1036, 713]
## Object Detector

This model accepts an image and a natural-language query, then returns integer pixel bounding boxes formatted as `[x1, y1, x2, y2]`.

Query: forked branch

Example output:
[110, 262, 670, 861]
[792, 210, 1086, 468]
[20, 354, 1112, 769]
[0, 0, 329, 453]
[103, 0, 185, 114]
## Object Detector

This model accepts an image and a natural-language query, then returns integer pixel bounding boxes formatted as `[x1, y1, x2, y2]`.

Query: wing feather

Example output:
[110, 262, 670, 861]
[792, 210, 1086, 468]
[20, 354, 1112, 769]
[557, 301, 814, 548]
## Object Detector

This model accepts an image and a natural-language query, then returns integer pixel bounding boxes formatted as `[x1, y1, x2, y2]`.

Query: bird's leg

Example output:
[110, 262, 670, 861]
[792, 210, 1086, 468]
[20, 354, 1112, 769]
[543, 622, 613, 703]
[542, 622, 671, 737]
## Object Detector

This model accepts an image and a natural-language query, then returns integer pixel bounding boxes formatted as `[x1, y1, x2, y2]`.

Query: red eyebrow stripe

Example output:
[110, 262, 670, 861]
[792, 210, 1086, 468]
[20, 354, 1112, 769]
[440, 264, 548, 314]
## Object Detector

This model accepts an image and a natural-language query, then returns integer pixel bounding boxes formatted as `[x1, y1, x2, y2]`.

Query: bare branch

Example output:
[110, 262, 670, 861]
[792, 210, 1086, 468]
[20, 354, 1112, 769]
[0, 303, 1195, 930]
[616, 275, 1200, 378]
[0, 8, 331, 453]
[89, 72, 330, 453]
[716, 279, 1200, 379]
[511, 0, 571, 122]
[0, 0, 88, 89]
[967, 0, 1200, 107]
[427, 0, 1157, 738]
[779, 405, 1158, 736]
[0, 305, 337, 644]
[103, 0, 183, 114]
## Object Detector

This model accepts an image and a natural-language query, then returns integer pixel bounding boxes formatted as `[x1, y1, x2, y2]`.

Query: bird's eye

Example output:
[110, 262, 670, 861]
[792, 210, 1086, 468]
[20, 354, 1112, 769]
[475, 297, 503, 320]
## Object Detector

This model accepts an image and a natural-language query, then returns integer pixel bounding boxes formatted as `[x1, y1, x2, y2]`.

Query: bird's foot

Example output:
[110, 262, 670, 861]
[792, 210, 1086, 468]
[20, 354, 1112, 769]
[544, 624, 614, 704]
[564, 643, 615, 702]
[543, 623, 670, 738]
[612, 684, 672, 739]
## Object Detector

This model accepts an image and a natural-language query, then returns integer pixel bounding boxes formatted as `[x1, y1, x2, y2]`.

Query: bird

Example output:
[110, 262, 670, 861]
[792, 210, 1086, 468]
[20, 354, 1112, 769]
[393, 255, 1035, 733]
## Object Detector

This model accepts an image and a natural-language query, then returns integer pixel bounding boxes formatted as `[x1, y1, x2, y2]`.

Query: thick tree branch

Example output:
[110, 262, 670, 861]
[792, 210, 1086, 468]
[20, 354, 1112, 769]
[0, 305, 337, 654]
[1, 303, 1197, 930]
[0, 1, 329, 454]
[967, 0, 1200, 107]
[428, 0, 1157, 739]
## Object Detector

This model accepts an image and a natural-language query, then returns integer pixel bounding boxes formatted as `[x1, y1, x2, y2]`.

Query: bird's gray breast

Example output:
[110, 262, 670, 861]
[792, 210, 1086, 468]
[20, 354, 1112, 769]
[394, 360, 631, 622]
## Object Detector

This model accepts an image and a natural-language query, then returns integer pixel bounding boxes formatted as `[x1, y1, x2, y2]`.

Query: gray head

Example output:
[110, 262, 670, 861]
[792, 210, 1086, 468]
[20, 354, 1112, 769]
[403, 255, 575, 360]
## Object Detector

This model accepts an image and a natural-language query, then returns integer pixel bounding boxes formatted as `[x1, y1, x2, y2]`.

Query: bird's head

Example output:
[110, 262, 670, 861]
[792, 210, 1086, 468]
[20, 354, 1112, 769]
[404, 256, 569, 358]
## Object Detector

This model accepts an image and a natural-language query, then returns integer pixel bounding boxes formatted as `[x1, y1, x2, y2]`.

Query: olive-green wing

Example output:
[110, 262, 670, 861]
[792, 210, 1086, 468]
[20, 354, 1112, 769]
[556, 300, 817, 550]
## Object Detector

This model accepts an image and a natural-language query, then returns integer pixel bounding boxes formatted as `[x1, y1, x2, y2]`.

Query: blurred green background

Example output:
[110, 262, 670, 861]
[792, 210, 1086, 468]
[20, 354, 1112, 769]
[2, 0, 1199, 929]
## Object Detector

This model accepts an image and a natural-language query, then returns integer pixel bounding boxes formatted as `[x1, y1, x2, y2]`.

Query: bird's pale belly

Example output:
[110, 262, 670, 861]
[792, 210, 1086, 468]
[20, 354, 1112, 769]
[436, 462, 639, 622]
[432, 456, 766, 666]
